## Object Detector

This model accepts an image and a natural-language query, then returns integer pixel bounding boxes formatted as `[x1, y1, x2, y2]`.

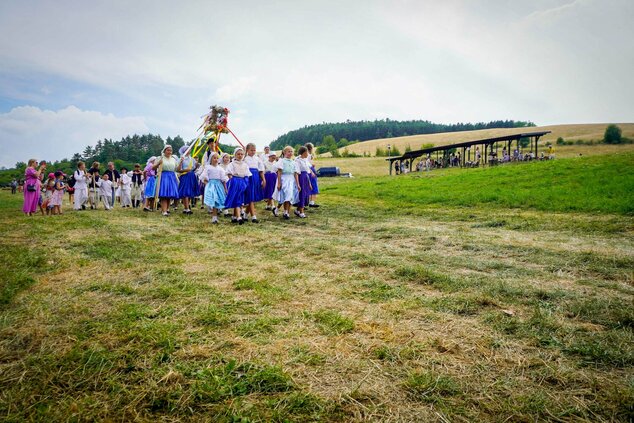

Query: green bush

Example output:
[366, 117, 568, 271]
[604, 124, 622, 144]
[556, 137, 564, 145]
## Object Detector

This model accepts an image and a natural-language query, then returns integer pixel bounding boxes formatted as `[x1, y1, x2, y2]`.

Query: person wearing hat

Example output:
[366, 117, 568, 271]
[104, 162, 120, 208]
[153, 145, 180, 216]
[130, 163, 143, 208]
[176, 144, 199, 214]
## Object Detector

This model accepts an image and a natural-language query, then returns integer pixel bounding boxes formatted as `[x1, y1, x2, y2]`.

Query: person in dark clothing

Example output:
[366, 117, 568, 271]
[103, 162, 120, 207]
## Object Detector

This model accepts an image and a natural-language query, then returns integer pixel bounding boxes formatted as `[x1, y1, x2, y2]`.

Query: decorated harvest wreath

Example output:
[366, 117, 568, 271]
[185, 105, 246, 159]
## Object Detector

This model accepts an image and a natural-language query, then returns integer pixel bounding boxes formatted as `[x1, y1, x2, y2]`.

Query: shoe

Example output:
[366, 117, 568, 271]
[163, 212, 169, 217]
[299, 213, 306, 218]
[200, 205, 205, 209]
[283, 213, 290, 220]
[238, 218, 244, 225]
[143, 207, 150, 212]
[231, 217, 238, 224]
[294, 210, 301, 217]
[309, 203, 320, 208]
[183, 210, 188, 214]
[81, 205, 86, 210]
[188, 210, 194, 215]
[272, 208, 279, 217]
[212, 217, 218, 224]
[251, 218, 259, 223]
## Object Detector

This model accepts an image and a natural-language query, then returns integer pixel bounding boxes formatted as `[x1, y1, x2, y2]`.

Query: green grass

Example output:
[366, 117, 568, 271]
[1, 152, 633, 421]
[323, 153, 634, 214]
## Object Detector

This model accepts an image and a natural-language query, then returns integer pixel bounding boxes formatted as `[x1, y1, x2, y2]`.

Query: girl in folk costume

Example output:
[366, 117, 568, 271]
[42, 172, 56, 215]
[294, 146, 312, 218]
[243, 143, 265, 223]
[143, 157, 157, 212]
[224, 148, 252, 224]
[177, 145, 199, 214]
[197, 138, 218, 209]
[305, 143, 320, 208]
[120, 167, 132, 207]
[201, 152, 228, 224]
[153, 145, 180, 217]
[22, 159, 46, 216]
[219, 153, 232, 217]
[263, 152, 278, 211]
[73, 161, 88, 210]
[49, 171, 65, 215]
[96, 173, 114, 210]
[272, 146, 300, 220]
[130, 163, 143, 208]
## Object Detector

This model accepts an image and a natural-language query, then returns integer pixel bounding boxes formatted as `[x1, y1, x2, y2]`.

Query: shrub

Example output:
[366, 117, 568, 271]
[604, 124, 622, 144]
[556, 137, 564, 145]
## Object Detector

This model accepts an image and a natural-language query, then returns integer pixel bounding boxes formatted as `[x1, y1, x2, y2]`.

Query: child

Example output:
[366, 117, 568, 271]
[263, 152, 278, 211]
[143, 157, 157, 211]
[49, 171, 65, 215]
[130, 164, 143, 208]
[97, 173, 113, 210]
[243, 142, 265, 223]
[224, 148, 251, 224]
[272, 146, 300, 220]
[219, 153, 232, 217]
[153, 145, 180, 217]
[87, 161, 100, 209]
[294, 146, 312, 218]
[177, 145, 199, 215]
[42, 172, 56, 215]
[201, 152, 228, 224]
[120, 167, 132, 207]
[305, 143, 320, 207]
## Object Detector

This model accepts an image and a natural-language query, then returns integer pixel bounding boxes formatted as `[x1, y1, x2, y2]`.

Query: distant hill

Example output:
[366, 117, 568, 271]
[269, 119, 535, 151]
[329, 123, 634, 156]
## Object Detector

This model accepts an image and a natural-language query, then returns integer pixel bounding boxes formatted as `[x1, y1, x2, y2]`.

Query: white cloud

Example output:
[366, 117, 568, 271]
[0, 106, 148, 167]
[214, 77, 256, 102]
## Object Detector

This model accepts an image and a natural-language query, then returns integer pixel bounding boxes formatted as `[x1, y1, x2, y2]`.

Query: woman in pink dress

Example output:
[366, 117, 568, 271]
[23, 159, 45, 216]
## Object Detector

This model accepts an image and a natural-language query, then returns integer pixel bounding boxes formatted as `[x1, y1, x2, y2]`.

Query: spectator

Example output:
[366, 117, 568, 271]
[22, 159, 45, 216]
[10, 179, 17, 194]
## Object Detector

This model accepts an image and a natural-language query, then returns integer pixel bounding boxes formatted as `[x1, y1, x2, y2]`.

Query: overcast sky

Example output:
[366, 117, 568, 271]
[1, 0, 632, 167]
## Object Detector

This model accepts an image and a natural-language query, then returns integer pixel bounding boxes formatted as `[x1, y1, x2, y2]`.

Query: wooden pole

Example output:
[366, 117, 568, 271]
[153, 160, 164, 211]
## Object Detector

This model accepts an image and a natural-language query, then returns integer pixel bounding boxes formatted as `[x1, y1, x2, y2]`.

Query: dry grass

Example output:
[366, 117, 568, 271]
[324, 123, 634, 157]
[0, 177, 633, 421]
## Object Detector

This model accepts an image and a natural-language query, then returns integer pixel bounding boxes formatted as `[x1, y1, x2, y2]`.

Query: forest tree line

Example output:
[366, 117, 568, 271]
[269, 119, 536, 152]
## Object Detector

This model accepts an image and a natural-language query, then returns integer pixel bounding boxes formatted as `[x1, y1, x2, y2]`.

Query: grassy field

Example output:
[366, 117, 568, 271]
[1, 153, 633, 422]
[325, 123, 634, 157]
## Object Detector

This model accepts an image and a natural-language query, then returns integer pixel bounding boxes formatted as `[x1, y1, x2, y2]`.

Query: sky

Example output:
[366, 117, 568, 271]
[0, 0, 632, 168]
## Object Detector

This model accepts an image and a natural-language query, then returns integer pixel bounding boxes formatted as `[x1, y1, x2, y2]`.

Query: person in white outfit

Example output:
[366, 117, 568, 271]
[120, 167, 132, 207]
[97, 174, 114, 210]
[73, 161, 89, 210]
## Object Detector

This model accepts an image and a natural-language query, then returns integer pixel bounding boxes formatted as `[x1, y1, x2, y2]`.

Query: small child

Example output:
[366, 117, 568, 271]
[120, 167, 132, 207]
[224, 148, 252, 224]
[143, 157, 157, 211]
[201, 152, 228, 224]
[272, 146, 300, 219]
[97, 173, 113, 210]
[42, 172, 56, 215]
[243, 143, 265, 223]
[263, 152, 278, 211]
[294, 146, 313, 218]
[49, 171, 65, 215]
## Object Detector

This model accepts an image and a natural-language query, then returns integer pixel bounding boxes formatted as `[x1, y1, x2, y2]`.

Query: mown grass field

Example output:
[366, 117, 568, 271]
[1, 153, 633, 422]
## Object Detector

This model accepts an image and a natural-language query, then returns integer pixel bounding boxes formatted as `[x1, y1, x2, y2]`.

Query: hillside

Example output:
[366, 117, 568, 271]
[329, 123, 634, 156]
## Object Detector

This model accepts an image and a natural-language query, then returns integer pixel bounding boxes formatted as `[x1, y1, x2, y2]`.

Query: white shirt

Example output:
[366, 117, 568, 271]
[244, 154, 265, 171]
[275, 158, 299, 174]
[203, 165, 228, 182]
[295, 157, 311, 173]
[73, 169, 87, 188]
[97, 179, 113, 196]
[263, 159, 278, 173]
[226, 161, 252, 178]
[121, 173, 132, 189]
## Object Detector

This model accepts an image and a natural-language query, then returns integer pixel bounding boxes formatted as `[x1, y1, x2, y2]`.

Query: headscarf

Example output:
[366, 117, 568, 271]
[233, 148, 244, 161]
[162, 144, 172, 154]
[146, 156, 156, 165]
[179, 145, 189, 156]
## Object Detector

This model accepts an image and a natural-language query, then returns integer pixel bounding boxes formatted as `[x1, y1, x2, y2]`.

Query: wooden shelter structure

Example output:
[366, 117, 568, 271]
[386, 131, 551, 175]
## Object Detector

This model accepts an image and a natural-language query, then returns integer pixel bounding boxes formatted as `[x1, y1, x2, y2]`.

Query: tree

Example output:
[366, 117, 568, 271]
[604, 124, 622, 144]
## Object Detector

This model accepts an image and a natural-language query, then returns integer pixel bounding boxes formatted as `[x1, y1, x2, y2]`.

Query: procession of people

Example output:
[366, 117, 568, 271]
[21, 141, 321, 223]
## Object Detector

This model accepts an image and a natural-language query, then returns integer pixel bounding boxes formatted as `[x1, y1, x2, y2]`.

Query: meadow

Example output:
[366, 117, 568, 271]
[1, 153, 633, 422]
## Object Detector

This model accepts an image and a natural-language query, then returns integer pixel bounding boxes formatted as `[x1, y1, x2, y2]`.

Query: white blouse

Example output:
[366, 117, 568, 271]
[244, 154, 265, 171]
[263, 159, 278, 173]
[204, 165, 228, 182]
[121, 173, 132, 188]
[295, 157, 311, 173]
[275, 158, 299, 174]
[226, 161, 252, 178]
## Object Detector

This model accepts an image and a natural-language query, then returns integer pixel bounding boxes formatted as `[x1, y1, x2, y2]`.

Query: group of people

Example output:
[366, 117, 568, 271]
[22, 140, 321, 224]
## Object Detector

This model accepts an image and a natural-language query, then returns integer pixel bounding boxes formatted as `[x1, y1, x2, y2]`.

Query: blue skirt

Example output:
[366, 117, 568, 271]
[244, 167, 264, 203]
[178, 171, 199, 198]
[204, 179, 226, 209]
[158, 171, 179, 199]
[294, 171, 311, 208]
[224, 176, 248, 208]
[144, 176, 156, 197]
[264, 172, 277, 199]
[309, 165, 319, 195]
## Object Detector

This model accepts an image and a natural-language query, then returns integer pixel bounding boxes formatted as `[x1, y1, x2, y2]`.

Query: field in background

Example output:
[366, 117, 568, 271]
[1, 153, 633, 421]
[321, 123, 634, 157]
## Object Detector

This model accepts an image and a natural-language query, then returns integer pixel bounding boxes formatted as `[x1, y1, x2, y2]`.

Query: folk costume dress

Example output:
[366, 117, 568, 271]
[203, 165, 228, 210]
[178, 156, 200, 199]
[272, 158, 299, 204]
[49, 180, 65, 207]
[144, 161, 157, 198]
[294, 156, 311, 208]
[224, 160, 252, 209]
[263, 159, 278, 200]
[307, 153, 319, 195]
[244, 154, 265, 203]
[157, 156, 180, 199]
